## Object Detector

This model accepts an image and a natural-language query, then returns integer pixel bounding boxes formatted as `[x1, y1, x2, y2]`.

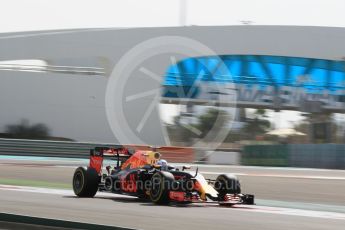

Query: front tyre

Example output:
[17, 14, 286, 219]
[149, 171, 174, 204]
[73, 167, 100, 197]
[214, 174, 241, 195]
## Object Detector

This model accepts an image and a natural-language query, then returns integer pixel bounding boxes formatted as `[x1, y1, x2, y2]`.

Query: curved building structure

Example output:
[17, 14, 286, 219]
[0, 26, 345, 144]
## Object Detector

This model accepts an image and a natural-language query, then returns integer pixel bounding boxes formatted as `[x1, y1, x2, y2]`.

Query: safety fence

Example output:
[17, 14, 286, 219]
[1, 138, 344, 169]
[0, 138, 194, 163]
[242, 145, 289, 167]
[242, 144, 345, 169]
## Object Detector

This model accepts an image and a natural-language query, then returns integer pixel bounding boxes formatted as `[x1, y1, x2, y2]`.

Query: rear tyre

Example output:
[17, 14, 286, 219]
[214, 174, 241, 195]
[73, 167, 100, 197]
[149, 171, 174, 204]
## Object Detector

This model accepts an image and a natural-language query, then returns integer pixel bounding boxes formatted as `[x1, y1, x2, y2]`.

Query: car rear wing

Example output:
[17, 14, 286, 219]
[89, 146, 132, 174]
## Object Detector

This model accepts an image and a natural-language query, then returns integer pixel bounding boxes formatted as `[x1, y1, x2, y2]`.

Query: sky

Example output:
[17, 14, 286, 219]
[0, 0, 345, 33]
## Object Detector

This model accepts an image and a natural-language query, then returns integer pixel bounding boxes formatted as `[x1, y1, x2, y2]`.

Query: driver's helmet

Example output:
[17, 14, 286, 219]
[157, 159, 168, 171]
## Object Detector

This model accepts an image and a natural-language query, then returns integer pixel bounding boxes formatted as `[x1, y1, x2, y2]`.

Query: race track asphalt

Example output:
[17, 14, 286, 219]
[0, 156, 345, 230]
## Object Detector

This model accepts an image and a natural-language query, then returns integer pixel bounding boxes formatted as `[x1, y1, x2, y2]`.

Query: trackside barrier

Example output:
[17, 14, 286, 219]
[0, 138, 195, 163]
[242, 145, 289, 167]
[207, 151, 240, 165]
[242, 144, 345, 169]
[288, 144, 345, 169]
[2, 138, 343, 169]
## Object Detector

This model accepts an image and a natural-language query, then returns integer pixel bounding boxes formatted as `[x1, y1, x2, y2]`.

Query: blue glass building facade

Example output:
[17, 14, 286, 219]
[163, 55, 345, 99]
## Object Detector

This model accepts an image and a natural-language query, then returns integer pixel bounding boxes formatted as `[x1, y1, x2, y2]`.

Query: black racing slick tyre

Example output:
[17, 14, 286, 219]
[149, 171, 175, 204]
[214, 174, 241, 194]
[73, 167, 100, 197]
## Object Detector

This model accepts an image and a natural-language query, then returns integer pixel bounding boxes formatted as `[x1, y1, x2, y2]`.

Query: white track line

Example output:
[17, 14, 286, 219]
[229, 205, 345, 220]
[200, 171, 345, 180]
[0, 184, 120, 197]
[0, 184, 72, 196]
[174, 163, 345, 172]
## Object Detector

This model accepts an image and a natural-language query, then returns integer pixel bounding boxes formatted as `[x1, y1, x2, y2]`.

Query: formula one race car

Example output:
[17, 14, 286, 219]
[72, 146, 255, 205]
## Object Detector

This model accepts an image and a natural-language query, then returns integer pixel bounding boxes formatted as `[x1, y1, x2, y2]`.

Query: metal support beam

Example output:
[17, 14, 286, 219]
[254, 55, 276, 86]
[284, 57, 290, 85]
[326, 60, 332, 90]
[302, 58, 315, 76]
